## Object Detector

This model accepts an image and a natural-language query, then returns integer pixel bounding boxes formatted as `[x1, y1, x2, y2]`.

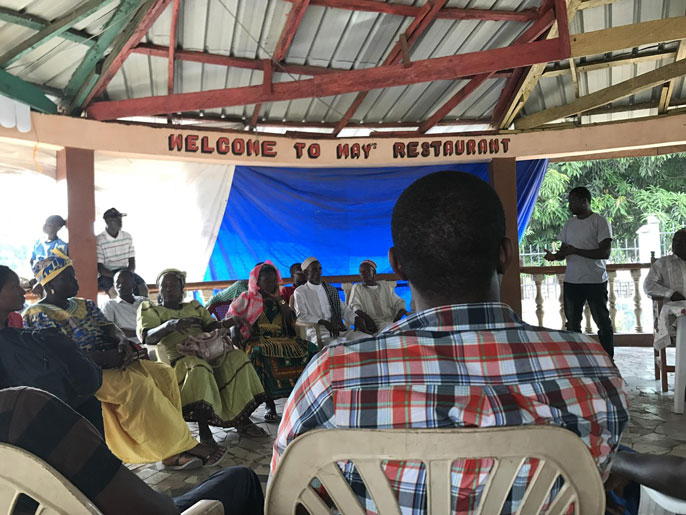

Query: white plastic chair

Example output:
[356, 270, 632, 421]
[639, 485, 686, 515]
[0, 444, 223, 515]
[294, 320, 324, 348]
[266, 426, 605, 515]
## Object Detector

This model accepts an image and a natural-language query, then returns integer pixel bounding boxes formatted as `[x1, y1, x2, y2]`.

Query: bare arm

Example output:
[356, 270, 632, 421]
[610, 451, 686, 500]
[128, 257, 136, 272]
[98, 263, 114, 278]
[566, 237, 612, 260]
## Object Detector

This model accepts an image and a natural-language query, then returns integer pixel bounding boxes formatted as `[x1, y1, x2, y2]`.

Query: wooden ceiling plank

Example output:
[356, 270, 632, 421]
[273, 0, 310, 62]
[515, 57, 686, 129]
[658, 39, 686, 114]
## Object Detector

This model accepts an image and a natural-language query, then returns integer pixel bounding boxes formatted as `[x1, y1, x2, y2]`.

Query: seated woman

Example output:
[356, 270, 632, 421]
[22, 254, 223, 469]
[138, 269, 267, 444]
[228, 262, 318, 422]
[0, 265, 104, 434]
[348, 259, 407, 334]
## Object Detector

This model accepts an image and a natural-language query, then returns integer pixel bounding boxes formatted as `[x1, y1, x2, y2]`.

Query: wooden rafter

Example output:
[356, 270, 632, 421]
[515, 57, 686, 129]
[273, 0, 310, 62]
[88, 37, 566, 120]
[132, 42, 511, 78]
[168, 0, 180, 97]
[0, 68, 57, 113]
[281, 0, 537, 22]
[63, 0, 142, 108]
[658, 40, 686, 114]
[0, 0, 106, 66]
[0, 6, 94, 47]
[77, 0, 174, 111]
[496, 0, 583, 129]
[420, 7, 556, 133]
[332, 0, 446, 135]
[543, 49, 677, 77]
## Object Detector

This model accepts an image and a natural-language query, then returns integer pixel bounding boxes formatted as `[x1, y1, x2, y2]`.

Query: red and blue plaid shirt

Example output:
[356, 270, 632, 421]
[272, 302, 629, 514]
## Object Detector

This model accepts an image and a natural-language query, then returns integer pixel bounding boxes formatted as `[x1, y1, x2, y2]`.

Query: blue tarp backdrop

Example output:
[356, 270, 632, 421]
[204, 160, 548, 283]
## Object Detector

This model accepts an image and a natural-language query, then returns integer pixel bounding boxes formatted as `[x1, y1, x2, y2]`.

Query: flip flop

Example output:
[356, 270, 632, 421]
[264, 409, 281, 423]
[161, 453, 203, 471]
[187, 445, 228, 468]
[237, 421, 269, 437]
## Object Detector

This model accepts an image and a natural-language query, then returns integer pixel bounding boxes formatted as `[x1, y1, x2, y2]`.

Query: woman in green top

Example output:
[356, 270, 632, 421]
[138, 269, 267, 445]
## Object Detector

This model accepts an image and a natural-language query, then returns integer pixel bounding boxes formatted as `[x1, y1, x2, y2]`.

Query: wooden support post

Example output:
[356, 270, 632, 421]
[56, 148, 97, 301]
[489, 158, 521, 315]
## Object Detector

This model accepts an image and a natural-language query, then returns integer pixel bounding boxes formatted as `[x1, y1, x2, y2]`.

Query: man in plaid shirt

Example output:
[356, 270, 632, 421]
[271, 171, 629, 513]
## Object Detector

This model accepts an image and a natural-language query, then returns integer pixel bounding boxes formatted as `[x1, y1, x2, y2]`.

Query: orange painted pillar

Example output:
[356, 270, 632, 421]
[56, 148, 98, 300]
[488, 158, 522, 315]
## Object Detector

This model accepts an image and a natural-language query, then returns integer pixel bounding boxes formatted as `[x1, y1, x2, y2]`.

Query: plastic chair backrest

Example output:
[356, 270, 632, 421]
[207, 301, 232, 321]
[266, 426, 605, 515]
[0, 443, 100, 514]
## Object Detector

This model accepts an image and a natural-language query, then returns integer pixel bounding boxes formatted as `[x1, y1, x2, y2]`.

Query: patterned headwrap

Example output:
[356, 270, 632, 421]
[32, 249, 72, 285]
[156, 268, 186, 288]
[360, 259, 377, 271]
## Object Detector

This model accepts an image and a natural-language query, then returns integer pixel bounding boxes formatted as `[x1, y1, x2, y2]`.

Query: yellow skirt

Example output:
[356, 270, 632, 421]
[96, 359, 198, 463]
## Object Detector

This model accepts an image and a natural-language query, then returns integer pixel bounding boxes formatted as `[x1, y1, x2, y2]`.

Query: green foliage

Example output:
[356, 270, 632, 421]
[522, 154, 686, 252]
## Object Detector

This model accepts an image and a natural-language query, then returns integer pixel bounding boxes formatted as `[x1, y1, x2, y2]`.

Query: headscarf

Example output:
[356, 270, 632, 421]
[360, 259, 377, 271]
[229, 261, 283, 339]
[32, 249, 72, 286]
[301, 257, 318, 271]
[156, 268, 186, 288]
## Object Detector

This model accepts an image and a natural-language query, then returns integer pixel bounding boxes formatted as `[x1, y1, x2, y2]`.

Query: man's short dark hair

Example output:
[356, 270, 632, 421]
[569, 186, 591, 203]
[391, 171, 506, 296]
[114, 269, 135, 281]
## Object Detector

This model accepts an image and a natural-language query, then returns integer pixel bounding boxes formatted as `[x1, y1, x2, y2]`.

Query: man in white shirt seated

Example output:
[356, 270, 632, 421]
[293, 257, 372, 346]
[645, 229, 686, 302]
[644, 229, 686, 350]
[348, 259, 407, 334]
[101, 270, 147, 344]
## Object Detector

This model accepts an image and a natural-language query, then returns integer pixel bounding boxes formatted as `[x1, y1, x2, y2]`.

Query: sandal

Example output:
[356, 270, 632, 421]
[187, 445, 228, 468]
[264, 408, 281, 423]
[237, 421, 269, 437]
[161, 453, 203, 471]
[200, 436, 219, 447]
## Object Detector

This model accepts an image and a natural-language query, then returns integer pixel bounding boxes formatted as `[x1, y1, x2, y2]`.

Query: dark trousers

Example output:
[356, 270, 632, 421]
[173, 467, 264, 515]
[563, 281, 614, 358]
[75, 396, 105, 438]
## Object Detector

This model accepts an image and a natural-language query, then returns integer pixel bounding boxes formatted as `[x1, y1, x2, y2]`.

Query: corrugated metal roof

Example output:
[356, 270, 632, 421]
[0, 0, 685, 132]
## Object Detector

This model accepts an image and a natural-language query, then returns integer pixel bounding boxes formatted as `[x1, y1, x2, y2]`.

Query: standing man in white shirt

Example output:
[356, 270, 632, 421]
[545, 187, 614, 357]
[293, 257, 372, 346]
[96, 208, 148, 298]
[101, 270, 147, 344]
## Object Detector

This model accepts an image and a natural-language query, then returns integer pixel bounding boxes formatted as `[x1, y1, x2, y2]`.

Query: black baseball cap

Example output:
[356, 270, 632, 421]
[103, 207, 127, 219]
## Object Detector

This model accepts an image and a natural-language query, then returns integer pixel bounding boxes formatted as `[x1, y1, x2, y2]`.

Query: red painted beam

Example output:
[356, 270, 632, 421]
[168, 0, 180, 97]
[333, 0, 446, 134]
[133, 43, 341, 76]
[273, 0, 310, 62]
[418, 73, 494, 133]
[263, 59, 272, 94]
[417, 8, 556, 133]
[250, 104, 261, 128]
[87, 38, 565, 120]
[489, 8, 556, 128]
[83, 0, 173, 107]
[282, 0, 537, 22]
[554, 0, 571, 58]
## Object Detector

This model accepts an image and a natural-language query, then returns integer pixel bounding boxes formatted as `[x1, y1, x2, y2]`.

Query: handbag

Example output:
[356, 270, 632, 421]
[177, 329, 231, 362]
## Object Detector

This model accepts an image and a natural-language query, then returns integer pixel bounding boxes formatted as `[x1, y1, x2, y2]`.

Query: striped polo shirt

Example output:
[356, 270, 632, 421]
[96, 230, 135, 269]
[0, 387, 121, 501]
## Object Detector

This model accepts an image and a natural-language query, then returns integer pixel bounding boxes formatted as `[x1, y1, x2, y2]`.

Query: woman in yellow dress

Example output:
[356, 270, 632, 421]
[23, 254, 225, 469]
[138, 269, 267, 445]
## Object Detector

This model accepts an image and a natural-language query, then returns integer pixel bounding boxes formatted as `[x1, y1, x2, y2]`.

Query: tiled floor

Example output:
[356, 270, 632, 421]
[131, 346, 686, 499]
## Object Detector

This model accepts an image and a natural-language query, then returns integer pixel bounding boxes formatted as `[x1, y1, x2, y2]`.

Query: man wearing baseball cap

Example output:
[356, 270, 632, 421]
[96, 208, 148, 298]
